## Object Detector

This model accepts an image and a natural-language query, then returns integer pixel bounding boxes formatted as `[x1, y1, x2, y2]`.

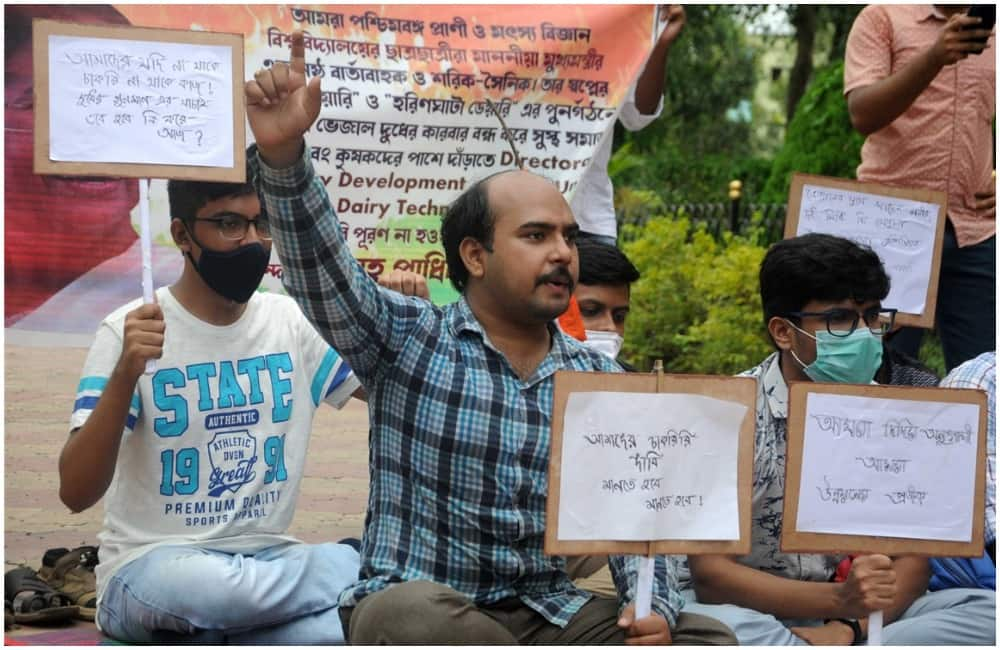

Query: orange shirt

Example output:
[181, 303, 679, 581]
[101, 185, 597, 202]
[557, 295, 587, 341]
[845, 4, 996, 247]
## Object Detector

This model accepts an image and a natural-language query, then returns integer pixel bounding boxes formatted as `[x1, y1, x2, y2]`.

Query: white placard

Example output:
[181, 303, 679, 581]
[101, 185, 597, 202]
[47, 35, 234, 167]
[558, 392, 747, 541]
[795, 184, 940, 315]
[796, 393, 980, 542]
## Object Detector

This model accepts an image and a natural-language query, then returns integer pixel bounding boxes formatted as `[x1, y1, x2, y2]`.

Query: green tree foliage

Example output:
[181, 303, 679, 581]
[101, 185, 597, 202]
[621, 215, 772, 374]
[613, 181, 667, 227]
[760, 60, 864, 204]
[610, 5, 761, 206]
[609, 8, 887, 377]
[737, 5, 862, 120]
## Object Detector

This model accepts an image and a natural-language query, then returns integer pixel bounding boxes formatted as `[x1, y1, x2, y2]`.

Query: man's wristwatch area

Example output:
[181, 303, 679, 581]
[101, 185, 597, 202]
[831, 618, 864, 645]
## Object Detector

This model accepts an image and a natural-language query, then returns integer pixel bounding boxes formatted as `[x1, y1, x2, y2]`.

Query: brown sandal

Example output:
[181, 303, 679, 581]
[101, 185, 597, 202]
[38, 547, 97, 621]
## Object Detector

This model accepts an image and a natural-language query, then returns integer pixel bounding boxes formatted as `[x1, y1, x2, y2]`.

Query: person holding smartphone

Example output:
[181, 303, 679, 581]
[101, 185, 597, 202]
[844, 5, 995, 374]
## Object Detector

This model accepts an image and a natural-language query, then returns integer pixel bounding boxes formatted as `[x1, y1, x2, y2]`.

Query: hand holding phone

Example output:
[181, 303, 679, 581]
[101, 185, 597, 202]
[964, 4, 995, 51]
[933, 10, 992, 65]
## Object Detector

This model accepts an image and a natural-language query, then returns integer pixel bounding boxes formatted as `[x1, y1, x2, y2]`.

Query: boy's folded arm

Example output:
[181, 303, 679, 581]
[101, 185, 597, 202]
[689, 554, 842, 620]
[60, 366, 139, 513]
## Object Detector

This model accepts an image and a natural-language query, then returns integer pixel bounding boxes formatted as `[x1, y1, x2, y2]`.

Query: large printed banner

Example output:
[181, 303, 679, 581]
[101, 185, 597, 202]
[5, 4, 656, 339]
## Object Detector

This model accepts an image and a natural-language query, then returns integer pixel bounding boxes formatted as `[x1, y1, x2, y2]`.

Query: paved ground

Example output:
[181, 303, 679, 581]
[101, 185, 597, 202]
[4, 342, 371, 570]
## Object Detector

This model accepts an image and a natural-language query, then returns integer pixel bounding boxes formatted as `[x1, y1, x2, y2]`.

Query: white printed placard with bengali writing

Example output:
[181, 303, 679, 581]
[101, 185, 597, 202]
[47, 35, 234, 167]
[796, 393, 980, 542]
[558, 392, 747, 541]
[793, 183, 941, 315]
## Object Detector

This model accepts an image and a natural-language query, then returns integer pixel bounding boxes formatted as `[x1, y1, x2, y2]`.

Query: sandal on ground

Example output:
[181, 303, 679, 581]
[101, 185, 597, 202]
[5, 599, 15, 630]
[40, 548, 70, 571]
[42, 546, 98, 573]
[38, 548, 97, 621]
[4, 566, 78, 624]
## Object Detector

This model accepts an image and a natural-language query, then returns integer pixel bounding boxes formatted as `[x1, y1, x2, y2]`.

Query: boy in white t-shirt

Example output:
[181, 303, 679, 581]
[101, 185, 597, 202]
[59, 162, 364, 644]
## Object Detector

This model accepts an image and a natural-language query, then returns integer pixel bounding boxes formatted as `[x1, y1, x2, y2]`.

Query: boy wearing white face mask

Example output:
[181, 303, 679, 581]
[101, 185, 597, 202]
[676, 233, 995, 645]
[562, 236, 639, 594]
[574, 236, 640, 365]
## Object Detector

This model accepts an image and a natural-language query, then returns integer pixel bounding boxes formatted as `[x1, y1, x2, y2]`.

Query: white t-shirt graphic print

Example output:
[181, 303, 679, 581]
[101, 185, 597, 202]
[70, 287, 360, 603]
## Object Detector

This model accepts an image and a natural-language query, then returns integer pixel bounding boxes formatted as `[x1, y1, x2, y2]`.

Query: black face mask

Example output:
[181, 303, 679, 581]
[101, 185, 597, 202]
[186, 234, 270, 304]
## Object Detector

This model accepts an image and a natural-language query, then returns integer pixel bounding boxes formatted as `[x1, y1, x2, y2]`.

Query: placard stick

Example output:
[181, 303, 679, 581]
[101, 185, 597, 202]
[139, 178, 156, 375]
[634, 555, 654, 619]
[868, 610, 883, 646]
[633, 360, 667, 619]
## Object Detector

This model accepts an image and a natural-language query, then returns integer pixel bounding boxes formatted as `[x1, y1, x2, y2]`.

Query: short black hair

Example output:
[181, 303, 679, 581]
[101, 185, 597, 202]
[440, 169, 563, 292]
[168, 150, 256, 226]
[759, 233, 890, 333]
[439, 171, 515, 292]
[577, 235, 640, 287]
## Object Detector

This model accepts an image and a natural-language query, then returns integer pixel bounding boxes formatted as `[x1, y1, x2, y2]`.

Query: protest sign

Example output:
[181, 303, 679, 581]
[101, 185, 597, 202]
[783, 381, 987, 645]
[33, 19, 245, 181]
[139, 4, 657, 302]
[785, 173, 948, 329]
[30, 18, 246, 369]
[7, 5, 658, 340]
[783, 381, 987, 557]
[546, 370, 755, 557]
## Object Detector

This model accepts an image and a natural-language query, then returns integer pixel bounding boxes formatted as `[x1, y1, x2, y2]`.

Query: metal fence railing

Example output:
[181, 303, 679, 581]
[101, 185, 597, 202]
[620, 202, 788, 244]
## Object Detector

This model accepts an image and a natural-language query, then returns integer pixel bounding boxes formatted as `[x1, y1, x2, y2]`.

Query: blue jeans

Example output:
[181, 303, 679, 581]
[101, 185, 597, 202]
[889, 225, 996, 372]
[97, 542, 360, 644]
[680, 587, 995, 645]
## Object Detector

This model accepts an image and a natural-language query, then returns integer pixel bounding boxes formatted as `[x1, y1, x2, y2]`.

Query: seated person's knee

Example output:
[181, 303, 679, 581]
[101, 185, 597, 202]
[350, 581, 469, 644]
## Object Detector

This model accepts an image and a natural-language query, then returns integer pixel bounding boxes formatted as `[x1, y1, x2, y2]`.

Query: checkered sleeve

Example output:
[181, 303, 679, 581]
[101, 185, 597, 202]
[254, 146, 427, 387]
[941, 353, 996, 544]
[608, 553, 683, 627]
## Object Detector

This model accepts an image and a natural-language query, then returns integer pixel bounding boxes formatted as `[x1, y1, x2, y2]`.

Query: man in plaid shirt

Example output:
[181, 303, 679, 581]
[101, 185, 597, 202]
[940, 351, 996, 553]
[242, 33, 735, 644]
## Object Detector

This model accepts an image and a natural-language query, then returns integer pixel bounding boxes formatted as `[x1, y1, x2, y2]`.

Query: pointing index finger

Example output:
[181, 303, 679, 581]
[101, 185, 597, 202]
[290, 30, 306, 75]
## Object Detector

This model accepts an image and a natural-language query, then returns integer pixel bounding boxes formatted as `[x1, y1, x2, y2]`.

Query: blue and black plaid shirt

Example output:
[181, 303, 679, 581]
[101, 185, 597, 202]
[940, 351, 996, 545]
[254, 148, 684, 627]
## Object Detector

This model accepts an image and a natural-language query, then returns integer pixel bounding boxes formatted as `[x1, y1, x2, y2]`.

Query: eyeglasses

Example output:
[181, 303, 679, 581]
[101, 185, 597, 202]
[786, 306, 897, 338]
[195, 213, 271, 241]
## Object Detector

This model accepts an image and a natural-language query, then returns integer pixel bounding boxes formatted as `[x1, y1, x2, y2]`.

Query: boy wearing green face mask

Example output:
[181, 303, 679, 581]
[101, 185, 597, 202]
[675, 233, 996, 645]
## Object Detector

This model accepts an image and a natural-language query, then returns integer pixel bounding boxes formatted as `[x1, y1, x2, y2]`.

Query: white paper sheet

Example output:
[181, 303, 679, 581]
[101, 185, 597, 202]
[48, 35, 234, 167]
[795, 184, 940, 315]
[558, 392, 747, 541]
[796, 393, 980, 542]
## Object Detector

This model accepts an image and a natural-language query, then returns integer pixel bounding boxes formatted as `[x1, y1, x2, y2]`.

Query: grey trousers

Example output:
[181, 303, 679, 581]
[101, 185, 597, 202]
[339, 580, 737, 644]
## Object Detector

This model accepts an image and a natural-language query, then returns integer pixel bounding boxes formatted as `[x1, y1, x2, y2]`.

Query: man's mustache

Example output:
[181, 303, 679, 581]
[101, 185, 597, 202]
[536, 267, 575, 291]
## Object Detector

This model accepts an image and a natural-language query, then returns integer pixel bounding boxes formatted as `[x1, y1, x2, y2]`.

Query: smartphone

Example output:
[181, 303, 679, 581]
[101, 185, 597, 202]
[965, 4, 996, 48]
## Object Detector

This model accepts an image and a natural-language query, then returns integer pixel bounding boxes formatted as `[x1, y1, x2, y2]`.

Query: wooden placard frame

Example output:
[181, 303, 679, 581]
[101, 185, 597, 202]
[33, 19, 245, 182]
[545, 370, 756, 557]
[783, 381, 987, 557]
[784, 172, 948, 330]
